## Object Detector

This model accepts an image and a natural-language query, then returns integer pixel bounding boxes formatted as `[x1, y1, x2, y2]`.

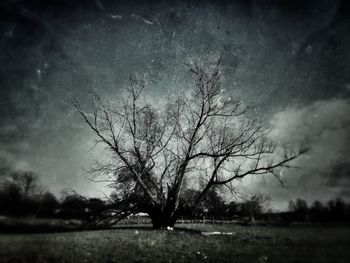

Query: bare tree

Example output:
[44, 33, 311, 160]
[0, 171, 43, 216]
[242, 193, 271, 225]
[73, 59, 307, 229]
[1, 171, 42, 199]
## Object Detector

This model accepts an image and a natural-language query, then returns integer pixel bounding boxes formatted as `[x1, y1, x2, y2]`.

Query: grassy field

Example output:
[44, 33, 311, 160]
[0, 224, 349, 263]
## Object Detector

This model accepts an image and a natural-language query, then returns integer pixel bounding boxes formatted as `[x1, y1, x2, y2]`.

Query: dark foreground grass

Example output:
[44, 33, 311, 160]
[0, 224, 349, 263]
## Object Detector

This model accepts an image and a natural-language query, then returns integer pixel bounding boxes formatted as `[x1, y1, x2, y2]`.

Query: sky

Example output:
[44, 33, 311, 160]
[0, 0, 349, 210]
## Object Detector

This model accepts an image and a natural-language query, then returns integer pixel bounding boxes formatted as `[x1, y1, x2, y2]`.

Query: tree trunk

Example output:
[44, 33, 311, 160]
[148, 209, 177, 229]
[249, 214, 255, 225]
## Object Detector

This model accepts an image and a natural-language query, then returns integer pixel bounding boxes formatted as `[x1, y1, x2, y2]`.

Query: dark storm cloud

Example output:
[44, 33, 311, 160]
[327, 163, 350, 188]
[326, 162, 350, 200]
[0, 0, 349, 201]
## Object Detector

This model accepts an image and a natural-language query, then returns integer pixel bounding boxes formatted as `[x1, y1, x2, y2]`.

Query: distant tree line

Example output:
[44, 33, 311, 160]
[0, 174, 267, 223]
[0, 171, 104, 220]
[1, 172, 349, 224]
[284, 198, 350, 222]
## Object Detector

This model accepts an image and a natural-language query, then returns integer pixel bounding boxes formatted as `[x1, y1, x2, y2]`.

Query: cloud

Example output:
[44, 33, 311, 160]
[270, 98, 350, 145]
[243, 98, 350, 208]
[327, 162, 350, 187]
[0, 150, 14, 177]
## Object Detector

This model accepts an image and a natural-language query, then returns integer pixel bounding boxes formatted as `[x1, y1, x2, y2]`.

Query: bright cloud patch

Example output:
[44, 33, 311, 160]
[240, 98, 350, 209]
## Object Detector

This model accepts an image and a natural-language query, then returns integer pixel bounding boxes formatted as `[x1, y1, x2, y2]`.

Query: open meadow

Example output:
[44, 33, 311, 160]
[1, 224, 350, 263]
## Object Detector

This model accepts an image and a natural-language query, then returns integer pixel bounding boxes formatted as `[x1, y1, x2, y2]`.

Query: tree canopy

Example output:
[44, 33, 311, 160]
[73, 59, 307, 228]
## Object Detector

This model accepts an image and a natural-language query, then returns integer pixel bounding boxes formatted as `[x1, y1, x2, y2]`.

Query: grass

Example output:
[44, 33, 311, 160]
[0, 223, 350, 263]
